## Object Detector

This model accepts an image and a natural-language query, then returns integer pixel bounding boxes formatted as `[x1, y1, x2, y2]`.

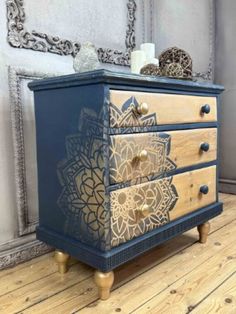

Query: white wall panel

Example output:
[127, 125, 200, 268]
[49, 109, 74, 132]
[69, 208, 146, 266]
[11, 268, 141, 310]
[215, 0, 236, 193]
[152, 0, 214, 79]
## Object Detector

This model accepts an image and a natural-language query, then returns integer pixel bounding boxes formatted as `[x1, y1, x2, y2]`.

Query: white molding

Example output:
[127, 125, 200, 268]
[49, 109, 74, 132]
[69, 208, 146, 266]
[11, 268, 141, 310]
[219, 178, 236, 194]
[141, 0, 153, 43]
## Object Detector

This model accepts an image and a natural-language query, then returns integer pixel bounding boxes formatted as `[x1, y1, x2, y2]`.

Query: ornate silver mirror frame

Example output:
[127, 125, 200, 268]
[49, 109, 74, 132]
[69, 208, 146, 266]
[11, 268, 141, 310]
[6, 0, 136, 66]
[8, 66, 57, 236]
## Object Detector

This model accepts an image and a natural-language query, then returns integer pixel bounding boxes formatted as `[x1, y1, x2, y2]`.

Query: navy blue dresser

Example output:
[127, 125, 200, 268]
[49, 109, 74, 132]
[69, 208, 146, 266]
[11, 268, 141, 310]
[29, 70, 224, 300]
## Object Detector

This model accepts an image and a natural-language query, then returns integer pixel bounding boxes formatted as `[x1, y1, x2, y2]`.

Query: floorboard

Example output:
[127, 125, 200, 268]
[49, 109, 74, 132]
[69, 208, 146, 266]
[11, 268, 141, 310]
[0, 193, 235, 314]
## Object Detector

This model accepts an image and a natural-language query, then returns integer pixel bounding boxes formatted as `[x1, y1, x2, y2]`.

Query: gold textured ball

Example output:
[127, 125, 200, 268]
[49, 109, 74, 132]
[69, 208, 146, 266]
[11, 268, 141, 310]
[159, 46, 192, 79]
[162, 62, 184, 78]
[140, 64, 161, 76]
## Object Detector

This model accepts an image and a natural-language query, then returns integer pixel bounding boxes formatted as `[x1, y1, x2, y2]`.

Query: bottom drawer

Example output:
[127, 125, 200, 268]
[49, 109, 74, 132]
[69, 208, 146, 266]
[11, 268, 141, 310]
[110, 166, 216, 247]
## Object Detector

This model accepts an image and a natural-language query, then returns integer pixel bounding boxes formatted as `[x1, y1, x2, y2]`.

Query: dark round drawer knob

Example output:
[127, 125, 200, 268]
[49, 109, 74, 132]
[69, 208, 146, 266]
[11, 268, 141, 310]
[200, 142, 210, 152]
[201, 104, 211, 114]
[200, 185, 209, 195]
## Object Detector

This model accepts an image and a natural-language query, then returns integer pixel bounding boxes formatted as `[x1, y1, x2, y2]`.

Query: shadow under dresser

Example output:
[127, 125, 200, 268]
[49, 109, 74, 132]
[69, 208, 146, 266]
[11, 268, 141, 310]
[28, 70, 224, 300]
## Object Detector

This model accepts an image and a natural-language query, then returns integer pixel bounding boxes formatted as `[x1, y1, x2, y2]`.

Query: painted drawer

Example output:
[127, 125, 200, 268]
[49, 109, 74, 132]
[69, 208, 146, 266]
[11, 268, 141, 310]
[109, 128, 217, 184]
[109, 90, 217, 128]
[110, 165, 216, 248]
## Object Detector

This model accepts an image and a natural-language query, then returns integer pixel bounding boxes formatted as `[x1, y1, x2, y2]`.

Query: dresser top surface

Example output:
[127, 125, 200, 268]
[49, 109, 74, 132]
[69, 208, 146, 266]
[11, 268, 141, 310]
[28, 69, 224, 94]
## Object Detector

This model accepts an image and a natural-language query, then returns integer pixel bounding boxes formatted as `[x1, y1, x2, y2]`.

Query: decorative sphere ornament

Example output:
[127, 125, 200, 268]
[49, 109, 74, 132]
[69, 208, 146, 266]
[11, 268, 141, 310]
[159, 47, 192, 79]
[140, 64, 161, 76]
[73, 42, 100, 73]
[162, 62, 184, 78]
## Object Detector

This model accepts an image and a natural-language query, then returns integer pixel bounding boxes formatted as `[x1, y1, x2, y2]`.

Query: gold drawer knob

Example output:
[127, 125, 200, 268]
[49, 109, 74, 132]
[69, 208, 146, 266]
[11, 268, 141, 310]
[138, 150, 148, 162]
[138, 204, 151, 218]
[136, 102, 149, 115]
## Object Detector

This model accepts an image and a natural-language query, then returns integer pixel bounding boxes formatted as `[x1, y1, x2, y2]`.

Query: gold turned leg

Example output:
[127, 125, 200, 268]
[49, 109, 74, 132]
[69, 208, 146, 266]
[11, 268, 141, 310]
[54, 250, 70, 274]
[94, 270, 114, 300]
[197, 221, 210, 244]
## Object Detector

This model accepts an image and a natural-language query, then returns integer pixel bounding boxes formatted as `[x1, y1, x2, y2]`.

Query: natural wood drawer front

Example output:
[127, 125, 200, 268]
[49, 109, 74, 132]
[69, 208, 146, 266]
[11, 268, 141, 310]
[109, 90, 217, 128]
[109, 128, 217, 184]
[110, 166, 216, 247]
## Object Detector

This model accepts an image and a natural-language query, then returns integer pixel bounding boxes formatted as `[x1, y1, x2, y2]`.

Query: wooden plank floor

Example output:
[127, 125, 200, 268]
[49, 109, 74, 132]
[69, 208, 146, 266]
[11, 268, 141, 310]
[0, 193, 236, 314]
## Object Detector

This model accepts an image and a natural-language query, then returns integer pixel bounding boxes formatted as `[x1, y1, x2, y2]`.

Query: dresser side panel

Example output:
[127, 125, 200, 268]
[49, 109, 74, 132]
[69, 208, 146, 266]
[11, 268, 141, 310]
[34, 84, 109, 251]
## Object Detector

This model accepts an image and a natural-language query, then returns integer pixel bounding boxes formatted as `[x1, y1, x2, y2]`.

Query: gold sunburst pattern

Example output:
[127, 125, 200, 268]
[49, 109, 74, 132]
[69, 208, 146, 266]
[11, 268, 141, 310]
[110, 177, 178, 247]
[57, 102, 178, 250]
[109, 132, 176, 184]
[57, 108, 110, 250]
[110, 96, 157, 129]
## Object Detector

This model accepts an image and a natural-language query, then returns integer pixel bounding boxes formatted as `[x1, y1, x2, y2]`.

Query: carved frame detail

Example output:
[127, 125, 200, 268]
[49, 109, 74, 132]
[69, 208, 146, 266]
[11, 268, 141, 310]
[0, 235, 52, 270]
[6, 0, 136, 66]
[8, 66, 56, 236]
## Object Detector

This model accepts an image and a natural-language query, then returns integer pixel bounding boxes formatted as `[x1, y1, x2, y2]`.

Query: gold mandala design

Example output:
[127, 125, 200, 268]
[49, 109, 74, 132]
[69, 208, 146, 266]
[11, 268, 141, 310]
[111, 177, 178, 247]
[110, 190, 134, 220]
[57, 109, 109, 250]
[110, 132, 176, 184]
[110, 96, 157, 128]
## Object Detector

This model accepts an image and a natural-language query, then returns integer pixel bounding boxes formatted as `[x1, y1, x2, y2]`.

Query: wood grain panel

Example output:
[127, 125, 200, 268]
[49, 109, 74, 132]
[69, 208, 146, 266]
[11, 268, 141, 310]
[192, 272, 236, 314]
[110, 166, 216, 247]
[109, 128, 217, 184]
[110, 90, 217, 127]
[169, 128, 217, 169]
[170, 165, 216, 220]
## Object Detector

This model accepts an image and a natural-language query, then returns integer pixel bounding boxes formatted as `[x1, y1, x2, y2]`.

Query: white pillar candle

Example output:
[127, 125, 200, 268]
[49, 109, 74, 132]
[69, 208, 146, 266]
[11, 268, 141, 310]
[131, 50, 146, 74]
[145, 57, 159, 66]
[140, 43, 155, 61]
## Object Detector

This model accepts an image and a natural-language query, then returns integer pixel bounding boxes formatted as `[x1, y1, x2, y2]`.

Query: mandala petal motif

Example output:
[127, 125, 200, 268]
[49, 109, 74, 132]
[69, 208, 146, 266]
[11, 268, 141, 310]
[110, 96, 158, 128]
[109, 132, 177, 184]
[57, 109, 109, 250]
[111, 177, 179, 247]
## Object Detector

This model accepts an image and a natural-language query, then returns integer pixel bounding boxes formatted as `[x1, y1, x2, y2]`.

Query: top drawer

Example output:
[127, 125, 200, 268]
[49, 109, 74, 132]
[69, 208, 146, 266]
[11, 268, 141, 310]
[109, 90, 217, 128]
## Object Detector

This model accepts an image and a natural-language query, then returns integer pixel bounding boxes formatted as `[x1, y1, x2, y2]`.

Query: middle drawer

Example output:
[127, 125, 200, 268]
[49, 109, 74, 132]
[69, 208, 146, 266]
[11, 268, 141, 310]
[109, 128, 217, 184]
